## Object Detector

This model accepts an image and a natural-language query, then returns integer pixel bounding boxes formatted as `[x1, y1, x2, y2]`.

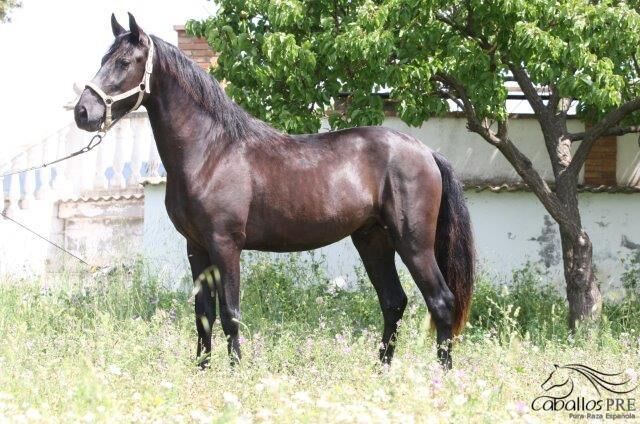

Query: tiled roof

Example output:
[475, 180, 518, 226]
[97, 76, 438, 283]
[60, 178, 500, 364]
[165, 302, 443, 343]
[60, 192, 145, 203]
[468, 183, 640, 194]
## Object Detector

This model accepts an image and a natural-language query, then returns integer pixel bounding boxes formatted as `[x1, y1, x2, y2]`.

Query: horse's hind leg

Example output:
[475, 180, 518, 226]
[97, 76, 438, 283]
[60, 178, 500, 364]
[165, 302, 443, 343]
[189, 244, 216, 367]
[396, 245, 454, 369]
[352, 226, 407, 364]
[382, 161, 456, 368]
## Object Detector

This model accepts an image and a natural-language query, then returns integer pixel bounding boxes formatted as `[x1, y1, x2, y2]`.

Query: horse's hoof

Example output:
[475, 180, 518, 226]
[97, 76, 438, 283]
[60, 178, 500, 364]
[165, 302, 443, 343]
[196, 353, 211, 369]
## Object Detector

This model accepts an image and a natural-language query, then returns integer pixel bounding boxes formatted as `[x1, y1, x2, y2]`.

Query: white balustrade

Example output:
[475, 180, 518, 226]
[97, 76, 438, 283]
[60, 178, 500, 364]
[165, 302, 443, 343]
[35, 136, 54, 200]
[52, 128, 71, 199]
[5, 156, 23, 217]
[68, 130, 84, 199]
[75, 128, 95, 195]
[128, 117, 144, 187]
[3, 112, 159, 211]
[0, 175, 5, 213]
[93, 132, 109, 192]
[147, 126, 161, 179]
[110, 123, 127, 190]
[20, 147, 37, 209]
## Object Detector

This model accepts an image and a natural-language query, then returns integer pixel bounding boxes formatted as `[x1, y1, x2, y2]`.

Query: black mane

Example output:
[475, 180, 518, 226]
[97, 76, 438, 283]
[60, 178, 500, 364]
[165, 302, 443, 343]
[150, 35, 280, 141]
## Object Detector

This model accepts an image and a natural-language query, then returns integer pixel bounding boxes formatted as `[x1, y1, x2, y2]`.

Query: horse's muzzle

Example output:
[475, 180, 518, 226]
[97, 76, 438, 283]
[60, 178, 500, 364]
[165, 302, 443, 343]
[74, 90, 105, 132]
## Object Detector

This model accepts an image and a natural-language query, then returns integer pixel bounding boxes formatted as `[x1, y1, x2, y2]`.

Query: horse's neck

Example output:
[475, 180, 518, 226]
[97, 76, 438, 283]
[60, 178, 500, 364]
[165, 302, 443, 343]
[143, 73, 229, 179]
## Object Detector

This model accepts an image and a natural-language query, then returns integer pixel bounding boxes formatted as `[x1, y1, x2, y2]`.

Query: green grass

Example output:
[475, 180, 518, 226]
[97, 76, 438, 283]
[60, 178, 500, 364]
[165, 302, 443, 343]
[0, 257, 638, 423]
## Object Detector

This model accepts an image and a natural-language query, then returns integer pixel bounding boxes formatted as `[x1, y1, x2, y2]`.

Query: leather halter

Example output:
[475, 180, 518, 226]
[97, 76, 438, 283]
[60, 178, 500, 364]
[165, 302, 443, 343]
[85, 36, 155, 132]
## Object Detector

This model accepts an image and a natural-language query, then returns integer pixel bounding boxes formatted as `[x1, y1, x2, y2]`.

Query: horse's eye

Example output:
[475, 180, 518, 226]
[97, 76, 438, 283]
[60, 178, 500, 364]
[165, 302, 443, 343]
[117, 59, 131, 68]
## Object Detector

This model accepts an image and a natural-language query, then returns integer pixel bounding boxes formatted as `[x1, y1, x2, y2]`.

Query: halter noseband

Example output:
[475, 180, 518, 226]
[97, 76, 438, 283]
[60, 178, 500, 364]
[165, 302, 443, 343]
[85, 36, 155, 132]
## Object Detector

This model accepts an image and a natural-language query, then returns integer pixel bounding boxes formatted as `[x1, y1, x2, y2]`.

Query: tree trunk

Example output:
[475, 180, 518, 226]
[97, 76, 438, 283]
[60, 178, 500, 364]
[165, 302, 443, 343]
[555, 177, 603, 328]
[558, 227, 603, 328]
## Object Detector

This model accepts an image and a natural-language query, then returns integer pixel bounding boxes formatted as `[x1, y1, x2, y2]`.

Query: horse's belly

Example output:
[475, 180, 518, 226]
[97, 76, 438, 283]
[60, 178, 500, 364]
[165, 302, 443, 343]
[244, 220, 360, 251]
[244, 202, 377, 252]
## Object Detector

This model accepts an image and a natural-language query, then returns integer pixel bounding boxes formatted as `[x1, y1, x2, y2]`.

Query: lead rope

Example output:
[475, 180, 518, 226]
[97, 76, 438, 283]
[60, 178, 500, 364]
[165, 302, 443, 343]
[0, 131, 105, 178]
[0, 210, 90, 267]
[0, 132, 105, 268]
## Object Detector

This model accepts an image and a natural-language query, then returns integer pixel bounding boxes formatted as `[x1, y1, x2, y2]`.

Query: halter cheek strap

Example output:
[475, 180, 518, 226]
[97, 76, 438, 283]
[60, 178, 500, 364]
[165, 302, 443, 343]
[85, 36, 155, 132]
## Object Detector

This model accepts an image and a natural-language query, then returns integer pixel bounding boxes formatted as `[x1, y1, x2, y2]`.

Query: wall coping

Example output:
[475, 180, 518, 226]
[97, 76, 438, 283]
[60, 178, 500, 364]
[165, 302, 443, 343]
[142, 177, 640, 194]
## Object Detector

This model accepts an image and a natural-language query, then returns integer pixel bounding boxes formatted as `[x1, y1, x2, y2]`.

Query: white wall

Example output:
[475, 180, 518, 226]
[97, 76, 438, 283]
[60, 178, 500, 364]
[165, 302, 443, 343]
[0, 196, 144, 277]
[466, 190, 640, 292]
[143, 183, 640, 294]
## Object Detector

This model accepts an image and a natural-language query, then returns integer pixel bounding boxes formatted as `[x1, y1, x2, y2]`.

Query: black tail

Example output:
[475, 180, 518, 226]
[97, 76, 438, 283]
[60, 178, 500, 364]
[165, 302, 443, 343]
[433, 152, 475, 335]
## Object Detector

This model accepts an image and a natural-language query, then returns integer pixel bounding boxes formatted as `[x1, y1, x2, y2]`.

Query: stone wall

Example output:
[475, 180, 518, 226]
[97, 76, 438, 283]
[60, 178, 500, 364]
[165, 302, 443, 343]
[0, 194, 144, 277]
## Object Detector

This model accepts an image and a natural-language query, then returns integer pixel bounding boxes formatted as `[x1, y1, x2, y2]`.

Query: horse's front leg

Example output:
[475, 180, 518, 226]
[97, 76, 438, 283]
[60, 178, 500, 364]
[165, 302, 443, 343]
[209, 233, 243, 364]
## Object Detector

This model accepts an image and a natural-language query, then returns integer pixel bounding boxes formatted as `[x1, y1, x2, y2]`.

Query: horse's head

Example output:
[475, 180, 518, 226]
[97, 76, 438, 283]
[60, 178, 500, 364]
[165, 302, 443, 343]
[74, 13, 153, 132]
[541, 364, 571, 391]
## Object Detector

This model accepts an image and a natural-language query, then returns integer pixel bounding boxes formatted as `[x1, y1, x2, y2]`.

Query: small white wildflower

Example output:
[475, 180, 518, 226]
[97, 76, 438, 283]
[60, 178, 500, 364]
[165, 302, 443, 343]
[453, 394, 467, 406]
[329, 276, 348, 291]
[237, 414, 252, 424]
[223, 392, 241, 408]
[107, 365, 122, 376]
[372, 388, 389, 402]
[190, 409, 210, 424]
[25, 408, 41, 420]
[315, 397, 333, 409]
[261, 376, 281, 392]
[293, 391, 312, 404]
[160, 381, 174, 390]
[256, 408, 273, 420]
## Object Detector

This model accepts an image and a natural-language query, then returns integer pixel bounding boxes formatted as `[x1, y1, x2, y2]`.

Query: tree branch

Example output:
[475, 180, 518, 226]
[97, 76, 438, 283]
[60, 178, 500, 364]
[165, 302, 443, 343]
[433, 73, 502, 145]
[569, 97, 640, 173]
[547, 84, 560, 115]
[509, 66, 549, 120]
[568, 125, 640, 141]
[437, 88, 465, 111]
[433, 73, 572, 225]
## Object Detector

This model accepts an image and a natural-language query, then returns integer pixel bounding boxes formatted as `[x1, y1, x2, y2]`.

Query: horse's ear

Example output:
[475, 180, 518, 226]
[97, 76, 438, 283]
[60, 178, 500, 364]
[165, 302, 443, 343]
[128, 12, 146, 43]
[111, 13, 126, 37]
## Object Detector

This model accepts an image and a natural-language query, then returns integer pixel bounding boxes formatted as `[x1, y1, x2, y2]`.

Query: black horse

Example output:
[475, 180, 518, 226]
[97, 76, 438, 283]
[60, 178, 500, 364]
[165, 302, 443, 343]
[74, 13, 475, 369]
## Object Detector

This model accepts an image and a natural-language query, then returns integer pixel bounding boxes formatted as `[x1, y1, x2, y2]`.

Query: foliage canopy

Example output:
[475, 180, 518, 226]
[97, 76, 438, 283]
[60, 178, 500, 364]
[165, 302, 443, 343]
[189, 0, 640, 133]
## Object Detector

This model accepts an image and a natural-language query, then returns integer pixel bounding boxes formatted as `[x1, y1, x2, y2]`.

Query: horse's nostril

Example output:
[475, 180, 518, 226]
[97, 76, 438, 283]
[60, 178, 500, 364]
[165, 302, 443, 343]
[75, 104, 89, 126]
